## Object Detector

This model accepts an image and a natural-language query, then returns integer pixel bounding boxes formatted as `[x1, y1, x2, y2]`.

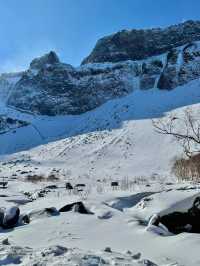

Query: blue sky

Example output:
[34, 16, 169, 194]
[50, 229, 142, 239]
[0, 0, 200, 72]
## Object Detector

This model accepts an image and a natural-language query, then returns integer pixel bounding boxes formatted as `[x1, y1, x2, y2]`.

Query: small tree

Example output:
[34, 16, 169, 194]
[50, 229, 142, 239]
[152, 109, 200, 158]
[152, 109, 200, 181]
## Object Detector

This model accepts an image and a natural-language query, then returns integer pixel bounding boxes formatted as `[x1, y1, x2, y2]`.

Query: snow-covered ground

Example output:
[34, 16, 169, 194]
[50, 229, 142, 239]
[0, 179, 199, 265]
[1, 79, 200, 265]
[2, 78, 200, 177]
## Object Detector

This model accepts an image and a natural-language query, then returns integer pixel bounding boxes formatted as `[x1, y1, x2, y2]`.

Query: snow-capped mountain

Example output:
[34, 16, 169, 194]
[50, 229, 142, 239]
[3, 20, 200, 116]
[1, 20, 200, 266]
[0, 21, 200, 161]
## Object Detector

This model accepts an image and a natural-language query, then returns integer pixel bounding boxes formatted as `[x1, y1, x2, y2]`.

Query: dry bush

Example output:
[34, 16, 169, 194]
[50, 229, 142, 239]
[25, 174, 46, 183]
[172, 153, 200, 182]
[25, 174, 59, 183]
[46, 174, 59, 181]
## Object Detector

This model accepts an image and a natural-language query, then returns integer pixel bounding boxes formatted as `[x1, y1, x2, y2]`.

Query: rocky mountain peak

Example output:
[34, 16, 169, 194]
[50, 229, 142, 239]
[82, 20, 200, 64]
[30, 51, 60, 69]
[6, 20, 200, 116]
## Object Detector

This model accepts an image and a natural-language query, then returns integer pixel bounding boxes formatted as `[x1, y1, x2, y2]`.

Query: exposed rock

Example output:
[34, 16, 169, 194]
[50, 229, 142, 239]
[158, 42, 200, 89]
[82, 20, 200, 64]
[150, 197, 200, 234]
[41, 245, 68, 257]
[0, 208, 5, 226]
[8, 58, 138, 115]
[0, 116, 29, 134]
[2, 206, 20, 229]
[132, 252, 142, 260]
[6, 21, 200, 116]
[138, 259, 158, 266]
[104, 247, 112, 253]
[59, 202, 93, 214]
[21, 214, 30, 225]
[27, 207, 59, 221]
[2, 238, 10, 245]
[30, 51, 60, 70]
[44, 185, 58, 190]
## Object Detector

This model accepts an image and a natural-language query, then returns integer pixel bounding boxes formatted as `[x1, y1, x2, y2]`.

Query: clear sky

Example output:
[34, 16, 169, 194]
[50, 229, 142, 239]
[0, 0, 200, 72]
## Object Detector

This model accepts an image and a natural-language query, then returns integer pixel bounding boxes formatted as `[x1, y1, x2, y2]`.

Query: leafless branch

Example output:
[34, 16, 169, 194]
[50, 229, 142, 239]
[152, 109, 200, 158]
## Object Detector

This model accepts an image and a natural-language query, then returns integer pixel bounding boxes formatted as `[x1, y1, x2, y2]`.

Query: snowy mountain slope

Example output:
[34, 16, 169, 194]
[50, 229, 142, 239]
[1, 78, 200, 181]
[1, 20, 200, 266]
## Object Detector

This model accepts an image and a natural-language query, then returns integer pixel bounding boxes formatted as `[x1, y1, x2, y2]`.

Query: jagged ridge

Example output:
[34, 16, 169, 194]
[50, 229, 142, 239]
[3, 20, 200, 116]
[82, 20, 200, 64]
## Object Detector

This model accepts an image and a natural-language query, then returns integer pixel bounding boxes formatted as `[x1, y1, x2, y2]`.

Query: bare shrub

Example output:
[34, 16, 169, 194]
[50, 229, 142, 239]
[46, 174, 59, 181]
[25, 174, 46, 183]
[120, 177, 135, 191]
[153, 109, 200, 158]
[172, 154, 200, 182]
[25, 173, 59, 183]
[96, 183, 104, 194]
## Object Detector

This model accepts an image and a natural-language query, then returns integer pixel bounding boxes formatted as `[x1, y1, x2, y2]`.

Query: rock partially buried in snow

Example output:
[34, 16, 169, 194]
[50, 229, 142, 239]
[97, 211, 113, 219]
[104, 247, 112, 253]
[132, 252, 142, 260]
[147, 196, 200, 235]
[41, 245, 68, 257]
[59, 202, 93, 214]
[2, 238, 10, 245]
[0, 244, 161, 265]
[81, 254, 107, 265]
[27, 207, 59, 221]
[138, 259, 158, 266]
[2, 207, 20, 229]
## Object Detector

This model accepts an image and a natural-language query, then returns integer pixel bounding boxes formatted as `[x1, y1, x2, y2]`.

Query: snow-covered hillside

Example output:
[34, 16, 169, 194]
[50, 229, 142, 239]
[1, 20, 200, 266]
[1, 78, 200, 179]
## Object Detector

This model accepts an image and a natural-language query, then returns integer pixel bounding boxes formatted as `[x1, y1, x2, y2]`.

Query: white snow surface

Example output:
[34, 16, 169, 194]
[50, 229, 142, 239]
[0, 79, 200, 265]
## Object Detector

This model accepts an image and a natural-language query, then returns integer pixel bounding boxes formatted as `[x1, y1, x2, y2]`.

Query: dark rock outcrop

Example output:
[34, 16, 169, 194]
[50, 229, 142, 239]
[30, 51, 60, 70]
[2, 207, 20, 229]
[0, 116, 29, 134]
[27, 207, 59, 221]
[7, 54, 137, 115]
[151, 197, 200, 234]
[5, 21, 200, 116]
[59, 202, 93, 214]
[82, 20, 200, 64]
[157, 42, 200, 89]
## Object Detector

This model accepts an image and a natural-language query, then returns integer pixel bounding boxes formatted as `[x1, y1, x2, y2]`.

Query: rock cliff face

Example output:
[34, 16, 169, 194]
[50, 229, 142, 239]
[0, 116, 28, 134]
[82, 20, 200, 64]
[7, 53, 137, 115]
[5, 21, 200, 116]
[0, 72, 24, 103]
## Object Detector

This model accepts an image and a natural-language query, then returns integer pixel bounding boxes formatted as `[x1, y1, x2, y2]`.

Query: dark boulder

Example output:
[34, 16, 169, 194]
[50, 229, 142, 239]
[2, 206, 20, 229]
[152, 197, 200, 234]
[44, 185, 58, 190]
[27, 207, 59, 221]
[59, 202, 93, 214]
[65, 182, 73, 190]
[0, 208, 4, 226]
[157, 212, 191, 234]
